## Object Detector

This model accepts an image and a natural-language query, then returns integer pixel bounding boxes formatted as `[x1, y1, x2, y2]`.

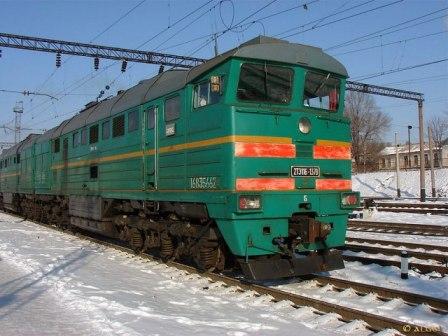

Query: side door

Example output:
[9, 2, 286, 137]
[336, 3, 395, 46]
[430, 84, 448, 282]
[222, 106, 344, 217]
[62, 137, 69, 192]
[144, 105, 159, 190]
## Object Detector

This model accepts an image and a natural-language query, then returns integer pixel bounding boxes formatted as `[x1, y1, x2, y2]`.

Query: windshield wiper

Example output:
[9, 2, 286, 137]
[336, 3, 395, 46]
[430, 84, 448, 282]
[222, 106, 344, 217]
[313, 73, 331, 96]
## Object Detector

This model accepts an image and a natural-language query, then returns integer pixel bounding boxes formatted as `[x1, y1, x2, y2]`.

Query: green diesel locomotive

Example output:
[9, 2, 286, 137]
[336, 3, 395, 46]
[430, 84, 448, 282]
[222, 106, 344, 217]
[0, 36, 359, 280]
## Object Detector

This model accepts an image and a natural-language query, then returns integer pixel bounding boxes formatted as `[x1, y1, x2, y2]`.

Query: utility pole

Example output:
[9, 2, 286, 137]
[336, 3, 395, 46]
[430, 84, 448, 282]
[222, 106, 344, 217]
[395, 132, 401, 198]
[428, 126, 436, 197]
[13, 101, 23, 144]
[417, 100, 425, 202]
[407, 125, 412, 169]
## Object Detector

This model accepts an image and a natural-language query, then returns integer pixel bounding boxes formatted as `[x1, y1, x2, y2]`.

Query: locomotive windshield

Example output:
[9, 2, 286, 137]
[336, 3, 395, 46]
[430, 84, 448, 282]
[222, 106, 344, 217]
[303, 71, 340, 111]
[237, 63, 293, 104]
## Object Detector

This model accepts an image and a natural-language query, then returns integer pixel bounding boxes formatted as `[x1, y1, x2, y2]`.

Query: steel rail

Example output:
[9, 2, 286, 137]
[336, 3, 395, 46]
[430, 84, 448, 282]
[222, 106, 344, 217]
[1, 211, 446, 335]
[346, 237, 448, 253]
[368, 202, 448, 210]
[356, 207, 448, 215]
[343, 254, 447, 275]
[345, 244, 448, 264]
[312, 274, 448, 313]
[348, 220, 448, 236]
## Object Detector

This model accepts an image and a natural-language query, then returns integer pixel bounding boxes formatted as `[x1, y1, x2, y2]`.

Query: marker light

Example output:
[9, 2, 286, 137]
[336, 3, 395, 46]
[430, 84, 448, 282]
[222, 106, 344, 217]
[239, 195, 261, 210]
[298, 117, 311, 134]
[341, 193, 359, 207]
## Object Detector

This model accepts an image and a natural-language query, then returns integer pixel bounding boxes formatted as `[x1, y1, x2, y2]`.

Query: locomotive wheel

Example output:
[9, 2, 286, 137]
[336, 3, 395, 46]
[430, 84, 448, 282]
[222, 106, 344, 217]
[129, 228, 144, 252]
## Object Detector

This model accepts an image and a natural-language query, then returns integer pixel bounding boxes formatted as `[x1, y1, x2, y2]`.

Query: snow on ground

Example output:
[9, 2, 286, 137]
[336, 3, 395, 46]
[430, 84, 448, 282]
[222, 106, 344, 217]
[352, 168, 448, 198]
[354, 209, 448, 226]
[0, 212, 358, 336]
[347, 231, 448, 248]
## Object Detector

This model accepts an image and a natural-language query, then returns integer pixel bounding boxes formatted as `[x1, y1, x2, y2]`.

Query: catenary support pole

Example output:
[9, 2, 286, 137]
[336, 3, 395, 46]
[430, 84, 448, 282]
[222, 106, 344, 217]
[428, 127, 436, 197]
[418, 100, 426, 202]
[395, 132, 401, 198]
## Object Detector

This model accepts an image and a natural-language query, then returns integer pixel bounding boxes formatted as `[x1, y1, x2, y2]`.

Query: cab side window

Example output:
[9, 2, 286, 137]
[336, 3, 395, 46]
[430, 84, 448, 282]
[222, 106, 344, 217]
[102, 120, 110, 140]
[53, 138, 60, 153]
[113, 115, 125, 138]
[164, 96, 180, 122]
[128, 109, 139, 132]
[146, 107, 155, 129]
[73, 132, 80, 148]
[81, 129, 87, 145]
[90, 125, 99, 144]
[193, 81, 220, 108]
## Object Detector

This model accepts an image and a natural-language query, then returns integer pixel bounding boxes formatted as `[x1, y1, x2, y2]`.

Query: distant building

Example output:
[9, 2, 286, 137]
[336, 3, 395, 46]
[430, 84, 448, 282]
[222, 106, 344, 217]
[378, 143, 448, 170]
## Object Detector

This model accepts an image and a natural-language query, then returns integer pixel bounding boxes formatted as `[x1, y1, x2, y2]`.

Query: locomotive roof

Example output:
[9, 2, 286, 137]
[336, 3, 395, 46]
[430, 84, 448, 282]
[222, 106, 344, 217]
[2, 36, 347, 156]
[1, 133, 40, 156]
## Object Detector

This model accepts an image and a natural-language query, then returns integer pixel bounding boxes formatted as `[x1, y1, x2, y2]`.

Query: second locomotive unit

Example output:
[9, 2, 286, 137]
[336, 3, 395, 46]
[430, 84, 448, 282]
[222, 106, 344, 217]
[0, 36, 359, 280]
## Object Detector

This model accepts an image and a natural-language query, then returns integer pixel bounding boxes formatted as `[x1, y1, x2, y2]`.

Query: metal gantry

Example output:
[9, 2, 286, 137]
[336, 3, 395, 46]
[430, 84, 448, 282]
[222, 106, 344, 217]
[346, 81, 424, 102]
[346, 81, 426, 202]
[0, 32, 206, 68]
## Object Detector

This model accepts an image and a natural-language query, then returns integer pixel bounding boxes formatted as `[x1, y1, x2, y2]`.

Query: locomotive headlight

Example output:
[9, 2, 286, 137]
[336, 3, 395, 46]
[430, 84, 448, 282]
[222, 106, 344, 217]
[298, 117, 311, 134]
[239, 195, 261, 210]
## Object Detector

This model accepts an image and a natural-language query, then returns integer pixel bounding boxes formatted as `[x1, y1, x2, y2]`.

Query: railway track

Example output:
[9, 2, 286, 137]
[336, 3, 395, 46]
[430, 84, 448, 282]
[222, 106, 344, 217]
[344, 237, 448, 275]
[348, 220, 448, 236]
[1, 211, 447, 335]
[343, 253, 447, 275]
[357, 201, 448, 216]
[346, 237, 448, 253]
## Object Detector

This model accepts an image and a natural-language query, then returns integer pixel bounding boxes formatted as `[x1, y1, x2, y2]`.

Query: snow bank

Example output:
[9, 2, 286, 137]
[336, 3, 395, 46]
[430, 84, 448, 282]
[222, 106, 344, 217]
[352, 168, 448, 198]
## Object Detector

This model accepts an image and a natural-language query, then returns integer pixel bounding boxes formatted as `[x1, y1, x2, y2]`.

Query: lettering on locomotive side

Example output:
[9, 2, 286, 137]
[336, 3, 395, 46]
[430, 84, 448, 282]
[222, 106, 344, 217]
[189, 176, 218, 189]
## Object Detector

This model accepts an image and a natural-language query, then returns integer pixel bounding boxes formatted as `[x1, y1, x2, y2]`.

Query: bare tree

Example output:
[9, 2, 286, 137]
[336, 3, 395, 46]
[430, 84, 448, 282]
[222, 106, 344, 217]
[428, 115, 448, 167]
[344, 91, 391, 172]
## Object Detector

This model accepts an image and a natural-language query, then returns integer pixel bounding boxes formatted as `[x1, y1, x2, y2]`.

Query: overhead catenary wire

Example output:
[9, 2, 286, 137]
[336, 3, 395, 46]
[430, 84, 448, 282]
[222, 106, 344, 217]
[352, 58, 448, 81]
[380, 74, 448, 86]
[161, 0, 319, 51]
[331, 30, 448, 56]
[273, 0, 374, 38]
[279, 0, 404, 39]
[25, 0, 216, 127]
[33, 0, 147, 95]
[184, 0, 284, 58]
[325, 7, 448, 51]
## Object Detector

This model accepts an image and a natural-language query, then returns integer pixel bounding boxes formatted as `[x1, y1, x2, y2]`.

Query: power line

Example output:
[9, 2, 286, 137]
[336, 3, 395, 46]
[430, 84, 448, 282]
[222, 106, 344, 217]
[184, 0, 283, 58]
[90, 0, 147, 42]
[162, 0, 319, 52]
[0, 89, 58, 100]
[23, 1, 216, 126]
[331, 30, 447, 56]
[34, 0, 147, 94]
[380, 74, 448, 86]
[352, 58, 448, 81]
[280, 0, 404, 39]
[135, 0, 215, 50]
[274, 0, 374, 37]
[325, 7, 448, 51]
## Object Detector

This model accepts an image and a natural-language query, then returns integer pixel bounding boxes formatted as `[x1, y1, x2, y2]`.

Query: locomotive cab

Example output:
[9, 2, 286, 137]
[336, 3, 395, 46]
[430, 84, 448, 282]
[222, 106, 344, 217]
[210, 37, 360, 280]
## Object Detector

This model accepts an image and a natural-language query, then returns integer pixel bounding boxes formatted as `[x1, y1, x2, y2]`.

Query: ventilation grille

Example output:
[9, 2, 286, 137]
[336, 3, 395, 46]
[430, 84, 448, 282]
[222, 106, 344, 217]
[296, 144, 313, 158]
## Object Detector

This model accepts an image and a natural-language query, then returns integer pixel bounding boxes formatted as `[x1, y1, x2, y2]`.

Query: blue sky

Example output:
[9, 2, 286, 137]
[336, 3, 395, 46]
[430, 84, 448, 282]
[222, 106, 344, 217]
[0, 0, 447, 146]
